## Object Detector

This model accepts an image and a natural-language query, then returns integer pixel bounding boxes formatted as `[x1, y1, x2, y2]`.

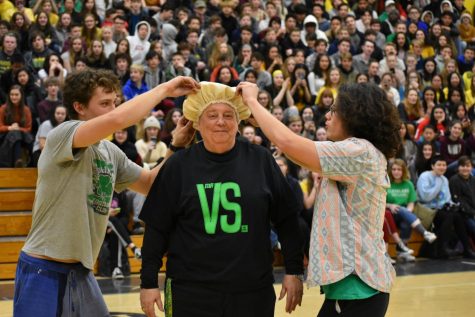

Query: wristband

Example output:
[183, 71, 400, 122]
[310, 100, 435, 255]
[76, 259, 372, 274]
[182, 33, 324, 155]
[169, 144, 185, 152]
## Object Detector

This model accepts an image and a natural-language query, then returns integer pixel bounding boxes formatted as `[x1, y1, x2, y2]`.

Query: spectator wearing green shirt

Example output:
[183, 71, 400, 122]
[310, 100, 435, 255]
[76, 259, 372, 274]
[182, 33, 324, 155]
[386, 159, 437, 245]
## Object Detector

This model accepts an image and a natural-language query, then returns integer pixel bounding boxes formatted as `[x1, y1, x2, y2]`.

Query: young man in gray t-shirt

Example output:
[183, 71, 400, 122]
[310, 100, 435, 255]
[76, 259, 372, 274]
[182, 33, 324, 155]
[14, 69, 199, 316]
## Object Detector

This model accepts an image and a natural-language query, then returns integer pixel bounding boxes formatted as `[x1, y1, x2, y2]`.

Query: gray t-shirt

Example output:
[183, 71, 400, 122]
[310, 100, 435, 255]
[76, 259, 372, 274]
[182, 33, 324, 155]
[23, 120, 142, 270]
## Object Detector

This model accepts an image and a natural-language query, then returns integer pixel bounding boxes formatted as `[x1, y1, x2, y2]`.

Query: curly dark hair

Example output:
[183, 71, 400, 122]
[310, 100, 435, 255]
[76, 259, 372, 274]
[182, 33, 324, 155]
[335, 83, 402, 159]
[63, 69, 120, 119]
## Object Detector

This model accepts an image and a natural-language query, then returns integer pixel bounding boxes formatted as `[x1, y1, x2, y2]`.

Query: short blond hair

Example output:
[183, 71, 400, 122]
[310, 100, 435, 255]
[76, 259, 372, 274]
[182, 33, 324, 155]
[130, 64, 145, 75]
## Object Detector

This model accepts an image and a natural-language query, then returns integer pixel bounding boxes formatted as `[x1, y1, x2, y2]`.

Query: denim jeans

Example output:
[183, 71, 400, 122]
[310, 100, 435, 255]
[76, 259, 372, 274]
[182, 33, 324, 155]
[393, 206, 418, 240]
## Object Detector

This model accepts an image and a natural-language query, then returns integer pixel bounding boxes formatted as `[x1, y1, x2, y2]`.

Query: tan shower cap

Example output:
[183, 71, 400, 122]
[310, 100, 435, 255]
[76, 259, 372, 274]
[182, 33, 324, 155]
[183, 82, 251, 130]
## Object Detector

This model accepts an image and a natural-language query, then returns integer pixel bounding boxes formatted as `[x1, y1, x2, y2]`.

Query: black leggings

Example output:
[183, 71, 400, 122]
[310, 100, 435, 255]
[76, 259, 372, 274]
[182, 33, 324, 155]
[317, 292, 390, 317]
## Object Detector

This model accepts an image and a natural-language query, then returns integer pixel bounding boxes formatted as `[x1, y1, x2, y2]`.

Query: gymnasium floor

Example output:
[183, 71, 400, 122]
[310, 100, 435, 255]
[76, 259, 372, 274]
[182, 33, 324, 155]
[1, 258, 474, 317]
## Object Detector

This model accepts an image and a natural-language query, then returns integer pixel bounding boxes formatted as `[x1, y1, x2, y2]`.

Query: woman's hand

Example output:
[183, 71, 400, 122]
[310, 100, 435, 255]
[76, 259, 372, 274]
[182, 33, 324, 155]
[387, 204, 400, 214]
[161, 76, 200, 98]
[8, 123, 20, 131]
[283, 78, 291, 90]
[236, 81, 259, 105]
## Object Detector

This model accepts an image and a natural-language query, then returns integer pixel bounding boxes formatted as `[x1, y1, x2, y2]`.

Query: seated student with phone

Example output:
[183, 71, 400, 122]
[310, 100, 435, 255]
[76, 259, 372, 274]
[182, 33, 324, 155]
[135, 116, 168, 168]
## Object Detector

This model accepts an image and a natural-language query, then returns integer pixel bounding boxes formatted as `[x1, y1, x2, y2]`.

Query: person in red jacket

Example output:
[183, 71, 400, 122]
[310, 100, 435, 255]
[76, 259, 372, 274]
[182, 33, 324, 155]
[0, 85, 32, 167]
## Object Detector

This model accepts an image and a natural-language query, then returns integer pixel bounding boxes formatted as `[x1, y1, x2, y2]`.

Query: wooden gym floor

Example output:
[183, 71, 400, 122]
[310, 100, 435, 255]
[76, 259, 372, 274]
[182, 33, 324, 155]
[1, 258, 474, 317]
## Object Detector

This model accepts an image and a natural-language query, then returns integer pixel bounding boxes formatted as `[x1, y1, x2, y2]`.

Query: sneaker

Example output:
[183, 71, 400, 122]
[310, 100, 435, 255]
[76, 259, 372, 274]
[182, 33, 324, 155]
[112, 267, 124, 279]
[132, 222, 145, 235]
[397, 252, 416, 262]
[386, 253, 396, 265]
[134, 247, 142, 260]
[424, 231, 437, 243]
[396, 243, 415, 255]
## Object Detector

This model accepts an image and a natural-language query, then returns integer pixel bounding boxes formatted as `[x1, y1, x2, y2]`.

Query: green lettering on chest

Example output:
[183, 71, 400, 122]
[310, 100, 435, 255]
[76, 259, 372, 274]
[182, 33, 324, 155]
[196, 182, 244, 234]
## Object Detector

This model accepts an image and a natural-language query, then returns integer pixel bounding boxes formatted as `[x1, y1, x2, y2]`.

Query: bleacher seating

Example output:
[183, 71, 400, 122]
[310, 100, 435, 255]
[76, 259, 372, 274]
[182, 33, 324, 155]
[0, 168, 36, 279]
[0, 168, 150, 279]
[0, 168, 424, 279]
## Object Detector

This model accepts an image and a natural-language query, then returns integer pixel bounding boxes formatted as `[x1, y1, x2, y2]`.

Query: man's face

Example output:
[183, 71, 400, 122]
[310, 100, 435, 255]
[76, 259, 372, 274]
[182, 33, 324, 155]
[138, 25, 148, 40]
[363, 42, 374, 55]
[77, 87, 118, 120]
[423, 128, 435, 141]
[441, 15, 452, 26]
[338, 5, 349, 18]
[345, 17, 355, 30]
[172, 55, 184, 68]
[251, 57, 261, 70]
[265, 30, 277, 43]
[464, 49, 475, 61]
[285, 17, 297, 30]
[198, 103, 238, 148]
[384, 45, 396, 56]
[162, 9, 173, 21]
[71, 26, 82, 37]
[130, 69, 143, 82]
[189, 19, 201, 30]
[64, 0, 74, 11]
[222, 5, 233, 15]
[396, 24, 406, 33]
[114, 18, 126, 31]
[187, 32, 199, 45]
[3, 35, 17, 53]
[241, 30, 252, 43]
[32, 36, 45, 51]
[47, 84, 58, 96]
[330, 19, 341, 31]
[316, 42, 327, 54]
[370, 22, 381, 32]
[240, 15, 252, 27]
[116, 58, 128, 71]
[290, 31, 300, 43]
[338, 41, 350, 53]
[341, 58, 352, 70]
[368, 62, 379, 75]
[242, 126, 255, 142]
[387, 56, 397, 69]
[409, 8, 420, 21]
[431, 161, 447, 176]
[288, 120, 303, 134]
[147, 56, 159, 68]
[458, 162, 473, 179]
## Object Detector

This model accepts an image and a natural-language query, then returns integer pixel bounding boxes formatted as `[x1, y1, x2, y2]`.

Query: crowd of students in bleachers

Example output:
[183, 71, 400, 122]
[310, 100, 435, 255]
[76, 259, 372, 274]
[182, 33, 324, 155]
[1, 0, 475, 275]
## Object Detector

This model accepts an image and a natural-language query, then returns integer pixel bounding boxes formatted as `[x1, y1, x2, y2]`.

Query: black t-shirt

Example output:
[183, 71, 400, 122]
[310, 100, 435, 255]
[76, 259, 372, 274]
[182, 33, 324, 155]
[140, 139, 303, 290]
